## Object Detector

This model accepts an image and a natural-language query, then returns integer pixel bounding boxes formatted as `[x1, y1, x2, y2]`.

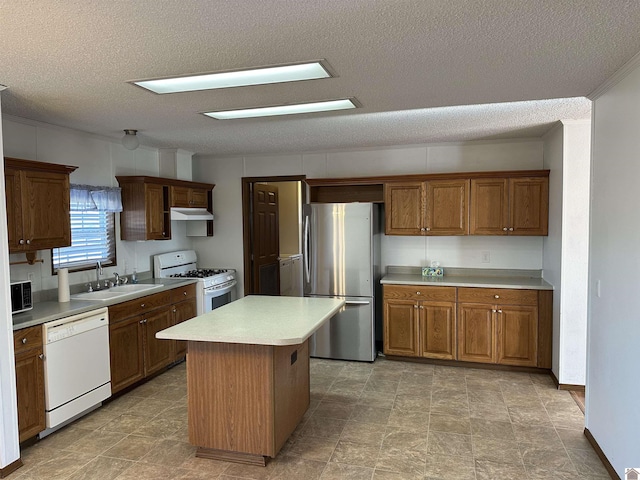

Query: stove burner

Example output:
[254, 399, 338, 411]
[169, 268, 229, 279]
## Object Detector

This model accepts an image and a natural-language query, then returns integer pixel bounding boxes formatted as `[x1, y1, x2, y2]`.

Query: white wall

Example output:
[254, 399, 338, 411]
[193, 139, 545, 297]
[587, 57, 640, 476]
[3, 116, 193, 293]
[543, 121, 591, 386]
[0, 96, 21, 470]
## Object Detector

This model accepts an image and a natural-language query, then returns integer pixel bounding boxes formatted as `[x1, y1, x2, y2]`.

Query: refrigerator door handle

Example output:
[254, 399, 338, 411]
[344, 300, 371, 306]
[304, 214, 311, 283]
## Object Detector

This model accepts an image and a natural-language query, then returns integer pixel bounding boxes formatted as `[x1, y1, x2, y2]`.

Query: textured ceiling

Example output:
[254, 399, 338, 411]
[1, 0, 638, 156]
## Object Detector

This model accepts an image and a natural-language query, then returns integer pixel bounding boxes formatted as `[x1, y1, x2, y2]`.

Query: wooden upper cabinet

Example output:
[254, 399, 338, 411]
[470, 176, 548, 236]
[385, 179, 469, 235]
[425, 179, 469, 235]
[4, 158, 77, 253]
[118, 176, 215, 241]
[170, 186, 209, 208]
[384, 182, 423, 235]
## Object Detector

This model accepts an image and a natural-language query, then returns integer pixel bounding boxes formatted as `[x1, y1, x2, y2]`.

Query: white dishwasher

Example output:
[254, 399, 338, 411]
[41, 307, 111, 437]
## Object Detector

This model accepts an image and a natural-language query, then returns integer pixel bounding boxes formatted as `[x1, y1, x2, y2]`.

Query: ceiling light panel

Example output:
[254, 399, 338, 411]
[133, 61, 332, 94]
[203, 99, 358, 120]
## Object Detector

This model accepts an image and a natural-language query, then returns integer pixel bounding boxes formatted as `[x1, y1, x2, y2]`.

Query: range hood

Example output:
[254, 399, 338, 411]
[170, 207, 214, 221]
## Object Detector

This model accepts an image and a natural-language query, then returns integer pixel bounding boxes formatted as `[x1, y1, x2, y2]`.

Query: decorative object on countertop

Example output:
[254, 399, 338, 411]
[58, 268, 70, 302]
[422, 266, 444, 277]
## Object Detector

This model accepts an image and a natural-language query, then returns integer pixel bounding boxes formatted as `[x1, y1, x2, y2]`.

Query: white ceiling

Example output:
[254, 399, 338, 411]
[1, 1, 639, 157]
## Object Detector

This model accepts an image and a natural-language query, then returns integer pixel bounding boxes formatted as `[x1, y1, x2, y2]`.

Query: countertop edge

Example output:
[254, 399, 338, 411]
[380, 274, 554, 290]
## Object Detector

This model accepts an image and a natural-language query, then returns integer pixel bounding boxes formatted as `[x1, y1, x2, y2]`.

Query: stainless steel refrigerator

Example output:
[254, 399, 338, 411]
[303, 203, 381, 362]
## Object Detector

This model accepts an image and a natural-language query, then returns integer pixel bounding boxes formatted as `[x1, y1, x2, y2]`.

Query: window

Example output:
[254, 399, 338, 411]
[51, 184, 121, 273]
[52, 210, 116, 272]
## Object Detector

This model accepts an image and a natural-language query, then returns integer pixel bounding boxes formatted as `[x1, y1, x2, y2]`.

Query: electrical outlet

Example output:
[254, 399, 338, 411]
[481, 251, 490, 263]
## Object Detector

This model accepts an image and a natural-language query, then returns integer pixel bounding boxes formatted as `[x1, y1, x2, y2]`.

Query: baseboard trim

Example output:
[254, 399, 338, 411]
[583, 428, 621, 480]
[549, 371, 586, 391]
[0, 458, 23, 478]
[383, 355, 551, 375]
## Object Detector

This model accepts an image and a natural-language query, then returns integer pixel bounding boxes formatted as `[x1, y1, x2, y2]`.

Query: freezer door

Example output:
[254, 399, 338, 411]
[304, 203, 374, 297]
[309, 296, 375, 362]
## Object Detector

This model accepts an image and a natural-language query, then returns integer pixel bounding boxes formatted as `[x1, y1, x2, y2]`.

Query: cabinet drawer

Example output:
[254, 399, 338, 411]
[14, 325, 43, 354]
[170, 283, 197, 303]
[457, 287, 538, 306]
[109, 290, 171, 323]
[384, 285, 456, 302]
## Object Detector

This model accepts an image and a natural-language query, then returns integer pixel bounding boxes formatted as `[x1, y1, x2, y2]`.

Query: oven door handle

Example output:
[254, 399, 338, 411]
[205, 280, 237, 295]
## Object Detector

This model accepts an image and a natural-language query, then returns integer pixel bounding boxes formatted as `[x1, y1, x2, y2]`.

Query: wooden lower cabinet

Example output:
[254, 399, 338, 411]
[13, 326, 46, 442]
[109, 285, 196, 394]
[383, 285, 456, 359]
[384, 284, 550, 368]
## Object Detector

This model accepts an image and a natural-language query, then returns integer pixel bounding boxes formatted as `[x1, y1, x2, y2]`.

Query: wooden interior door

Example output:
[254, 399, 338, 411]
[251, 184, 280, 295]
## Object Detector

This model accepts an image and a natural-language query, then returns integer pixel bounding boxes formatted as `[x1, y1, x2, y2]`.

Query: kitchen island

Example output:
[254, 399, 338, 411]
[156, 295, 345, 466]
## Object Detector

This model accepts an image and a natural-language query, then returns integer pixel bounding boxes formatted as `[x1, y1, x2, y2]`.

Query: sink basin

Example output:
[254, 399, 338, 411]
[71, 284, 164, 301]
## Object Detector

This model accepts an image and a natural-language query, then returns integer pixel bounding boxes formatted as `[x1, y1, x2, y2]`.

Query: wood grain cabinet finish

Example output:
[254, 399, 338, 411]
[385, 180, 469, 236]
[108, 286, 193, 394]
[13, 326, 46, 442]
[383, 285, 456, 359]
[470, 176, 548, 236]
[457, 287, 538, 367]
[171, 186, 209, 208]
[384, 284, 552, 369]
[4, 158, 77, 253]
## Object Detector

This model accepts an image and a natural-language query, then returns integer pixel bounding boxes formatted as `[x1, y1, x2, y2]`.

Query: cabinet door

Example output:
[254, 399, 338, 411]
[145, 184, 169, 240]
[496, 305, 538, 366]
[457, 303, 495, 363]
[173, 299, 197, 360]
[170, 186, 190, 207]
[383, 299, 419, 356]
[189, 188, 208, 208]
[21, 170, 71, 250]
[419, 301, 456, 360]
[4, 168, 24, 251]
[425, 179, 469, 235]
[384, 182, 424, 235]
[14, 348, 45, 442]
[470, 178, 509, 235]
[143, 307, 174, 376]
[509, 177, 549, 235]
[109, 316, 145, 394]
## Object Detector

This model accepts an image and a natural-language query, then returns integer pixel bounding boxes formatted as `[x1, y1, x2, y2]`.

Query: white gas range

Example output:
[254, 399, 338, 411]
[153, 250, 237, 315]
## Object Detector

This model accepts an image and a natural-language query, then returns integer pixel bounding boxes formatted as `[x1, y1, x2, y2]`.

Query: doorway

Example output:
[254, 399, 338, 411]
[241, 175, 306, 295]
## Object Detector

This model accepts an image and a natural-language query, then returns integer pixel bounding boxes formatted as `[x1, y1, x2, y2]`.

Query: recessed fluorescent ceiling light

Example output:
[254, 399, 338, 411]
[203, 99, 358, 120]
[133, 61, 332, 94]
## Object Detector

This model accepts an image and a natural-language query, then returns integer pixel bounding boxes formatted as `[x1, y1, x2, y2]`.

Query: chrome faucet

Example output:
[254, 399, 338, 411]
[113, 272, 120, 286]
[95, 261, 103, 289]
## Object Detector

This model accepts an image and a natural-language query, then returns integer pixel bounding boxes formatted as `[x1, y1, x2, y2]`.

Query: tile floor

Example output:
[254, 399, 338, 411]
[8, 357, 610, 480]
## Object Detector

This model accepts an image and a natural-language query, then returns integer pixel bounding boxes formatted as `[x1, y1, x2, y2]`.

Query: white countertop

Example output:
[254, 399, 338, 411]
[156, 295, 345, 346]
[381, 273, 554, 290]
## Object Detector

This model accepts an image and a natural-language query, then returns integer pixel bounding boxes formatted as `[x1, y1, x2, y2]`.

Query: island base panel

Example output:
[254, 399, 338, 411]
[187, 340, 309, 460]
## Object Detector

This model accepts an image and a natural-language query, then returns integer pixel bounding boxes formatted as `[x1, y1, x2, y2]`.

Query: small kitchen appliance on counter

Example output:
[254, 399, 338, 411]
[154, 250, 237, 315]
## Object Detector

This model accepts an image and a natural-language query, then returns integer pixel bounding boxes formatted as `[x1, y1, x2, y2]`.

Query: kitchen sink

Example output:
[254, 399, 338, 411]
[71, 284, 164, 301]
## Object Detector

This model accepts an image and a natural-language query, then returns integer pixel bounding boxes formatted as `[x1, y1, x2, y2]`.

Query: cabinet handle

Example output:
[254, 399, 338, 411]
[502, 227, 508, 231]
[416, 291, 421, 295]
[183, 291, 187, 296]
[26, 239, 31, 245]
[419, 305, 424, 309]
[19, 239, 25, 245]
[498, 309, 503, 313]
[509, 227, 514, 231]
[139, 319, 144, 324]
[425, 227, 430, 231]
[420, 227, 426, 232]
[173, 308, 177, 313]
[414, 305, 418, 309]
[21, 338, 27, 344]
[141, 303, 145, 308]
[39, 353, 45, 360]
[494, 294, 500, 299]
[492, 309, 497, 313]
